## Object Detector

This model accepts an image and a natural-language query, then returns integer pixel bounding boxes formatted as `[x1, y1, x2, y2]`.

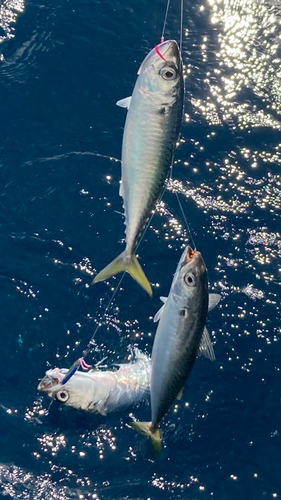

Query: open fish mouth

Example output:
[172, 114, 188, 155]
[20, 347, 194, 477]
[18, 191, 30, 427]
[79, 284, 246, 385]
[37, 371, 63, 393]
[180, 246, 197, 267]
[187, 246, 196, 260]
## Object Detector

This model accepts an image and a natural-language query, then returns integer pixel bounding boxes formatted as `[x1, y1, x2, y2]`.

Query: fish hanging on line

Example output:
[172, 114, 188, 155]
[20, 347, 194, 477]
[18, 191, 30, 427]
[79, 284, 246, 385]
[130, 246, 221, 455]
[38, 349, 151, 416]
[93, 40, 184, 296]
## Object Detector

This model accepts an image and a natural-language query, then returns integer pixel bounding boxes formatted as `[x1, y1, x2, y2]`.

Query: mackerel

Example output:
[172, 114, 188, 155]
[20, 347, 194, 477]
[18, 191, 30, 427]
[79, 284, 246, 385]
[130, 246, 220, 453]
[93, 40, 184, 295]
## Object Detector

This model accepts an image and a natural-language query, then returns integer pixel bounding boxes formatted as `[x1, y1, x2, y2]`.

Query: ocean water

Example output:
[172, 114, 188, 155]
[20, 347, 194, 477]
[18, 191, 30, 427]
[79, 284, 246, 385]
[0, 0, 281, 498]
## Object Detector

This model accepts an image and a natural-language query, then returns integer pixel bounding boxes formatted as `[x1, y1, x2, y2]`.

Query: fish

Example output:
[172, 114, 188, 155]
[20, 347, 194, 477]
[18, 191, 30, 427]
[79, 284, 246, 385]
[37, 349, 151, 416]
[93, 40, 184, 296]
[130, 246, 220, 454]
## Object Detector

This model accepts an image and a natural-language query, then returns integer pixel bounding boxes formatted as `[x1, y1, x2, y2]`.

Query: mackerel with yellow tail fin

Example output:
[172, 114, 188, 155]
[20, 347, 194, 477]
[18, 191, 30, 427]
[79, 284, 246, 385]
[130, 246, 221, 453]
[93, 251, 152, 297]
[129, 421, 162, 456]
[93, 40, 183, 295]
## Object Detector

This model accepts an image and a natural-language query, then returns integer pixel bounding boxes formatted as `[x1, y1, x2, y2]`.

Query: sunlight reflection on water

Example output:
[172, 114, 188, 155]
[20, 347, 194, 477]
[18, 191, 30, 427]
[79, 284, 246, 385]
[0, 0, 24, 54]
[1, 0, 281, 498]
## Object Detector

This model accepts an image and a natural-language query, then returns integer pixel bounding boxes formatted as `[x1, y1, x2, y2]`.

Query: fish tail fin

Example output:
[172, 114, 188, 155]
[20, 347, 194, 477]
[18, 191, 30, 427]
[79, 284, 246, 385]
[129, 421, 162, 456]
[93, 251, 152, 296]
[128, 254, 152, 296]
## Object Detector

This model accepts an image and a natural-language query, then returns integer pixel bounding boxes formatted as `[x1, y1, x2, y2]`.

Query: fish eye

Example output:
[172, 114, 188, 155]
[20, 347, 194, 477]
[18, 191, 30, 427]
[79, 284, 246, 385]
[184, 272, 196, 287]
[56, 388, 69, 403]
[160, 66, 176, 80]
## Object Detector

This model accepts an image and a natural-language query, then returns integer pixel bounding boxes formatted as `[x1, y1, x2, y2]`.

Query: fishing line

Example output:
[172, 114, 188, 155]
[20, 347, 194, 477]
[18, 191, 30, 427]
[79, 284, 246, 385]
[179, 0, 184, 53]
[169, 157, 197, 250]
[166, 0, 198, 251]
[161, 0, 171, 42]
[61, 191, 168, 385]
[175, 191, 197, 249]
[61, 272, 126, 384]
[61, 184, 170, 384]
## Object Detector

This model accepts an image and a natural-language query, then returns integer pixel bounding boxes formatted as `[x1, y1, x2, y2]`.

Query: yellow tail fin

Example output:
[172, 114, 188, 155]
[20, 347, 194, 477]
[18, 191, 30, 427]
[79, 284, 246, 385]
[129, 421, 161, 456]
[93, 251, 152, 296]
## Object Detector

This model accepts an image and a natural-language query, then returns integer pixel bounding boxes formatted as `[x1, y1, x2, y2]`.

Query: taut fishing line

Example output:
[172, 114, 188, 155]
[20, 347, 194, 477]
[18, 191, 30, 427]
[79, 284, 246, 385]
[161, 0, 171, 42]
[61, 0, 193, 385]
[169, 0, 197, 249]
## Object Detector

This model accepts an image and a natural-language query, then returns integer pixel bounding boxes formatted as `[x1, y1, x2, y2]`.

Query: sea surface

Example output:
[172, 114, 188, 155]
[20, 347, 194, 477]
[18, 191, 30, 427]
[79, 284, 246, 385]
[0, 0, 281, 498]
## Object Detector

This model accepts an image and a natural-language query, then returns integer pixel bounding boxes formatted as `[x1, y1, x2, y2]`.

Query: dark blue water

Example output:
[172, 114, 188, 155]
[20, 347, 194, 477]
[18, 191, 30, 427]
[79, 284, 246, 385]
[0, 0, 281, 498]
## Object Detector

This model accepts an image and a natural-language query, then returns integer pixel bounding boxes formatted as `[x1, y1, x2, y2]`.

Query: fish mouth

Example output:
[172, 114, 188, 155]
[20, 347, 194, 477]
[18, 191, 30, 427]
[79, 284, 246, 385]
[37, 374, 61, 393]
[156, 40, 180, 61]
[137, 40, 180, 75]
[180, 246, 197, 268]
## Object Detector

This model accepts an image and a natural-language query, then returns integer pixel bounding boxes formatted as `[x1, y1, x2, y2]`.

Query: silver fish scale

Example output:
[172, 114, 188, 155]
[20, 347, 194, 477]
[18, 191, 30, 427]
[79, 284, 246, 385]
[105, 354, 151, 414]
[122, 107, 182, 252]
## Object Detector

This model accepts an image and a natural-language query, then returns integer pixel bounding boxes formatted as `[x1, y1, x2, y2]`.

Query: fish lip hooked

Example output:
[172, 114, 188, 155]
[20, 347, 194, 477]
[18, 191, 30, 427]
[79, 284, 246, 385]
[155, 40, 179, 61]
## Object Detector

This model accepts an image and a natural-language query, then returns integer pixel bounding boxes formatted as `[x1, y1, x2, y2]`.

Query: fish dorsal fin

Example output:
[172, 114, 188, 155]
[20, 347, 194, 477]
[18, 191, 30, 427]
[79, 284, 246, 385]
[208, 293, 221, 311]
[176, 387, 184, 400]
[116, 96, 132, 109]
[153, 297, 168, 323]
[198, 327, 215, 361]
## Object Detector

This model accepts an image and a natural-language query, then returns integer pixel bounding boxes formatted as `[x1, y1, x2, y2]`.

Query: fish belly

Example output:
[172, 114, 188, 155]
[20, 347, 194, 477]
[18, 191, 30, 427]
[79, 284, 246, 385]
[150, 304, 202, 426]
[121, 100, 176, 253]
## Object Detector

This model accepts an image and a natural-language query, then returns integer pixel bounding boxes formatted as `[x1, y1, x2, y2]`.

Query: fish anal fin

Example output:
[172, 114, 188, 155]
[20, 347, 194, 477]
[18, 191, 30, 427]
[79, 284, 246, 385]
[93, 251, 152, 297]
[198, 327, 215, 361]
[208, 293, 221, 311]
[129, 421, 161, 456]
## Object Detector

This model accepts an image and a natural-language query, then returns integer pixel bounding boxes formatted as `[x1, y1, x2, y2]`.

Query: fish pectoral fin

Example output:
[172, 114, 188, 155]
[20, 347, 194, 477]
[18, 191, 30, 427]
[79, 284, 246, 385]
[93, 399, 107, 416]
[153, 296, 168, 322]
[93, 252, 152, 297]
[116, 96, 132, 109]
[208, 293, 221, 311]
[129, 421, 162, 456]
[176, 387, 184, 400]
[198, 327, 216, 361]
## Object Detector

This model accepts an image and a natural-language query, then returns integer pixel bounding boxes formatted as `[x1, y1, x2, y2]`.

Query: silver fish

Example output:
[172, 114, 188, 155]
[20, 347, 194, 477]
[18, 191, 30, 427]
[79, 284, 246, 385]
[130, 246, 220, 453]
[38, 349, 151, 416]
[93, 40, 184, 296]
